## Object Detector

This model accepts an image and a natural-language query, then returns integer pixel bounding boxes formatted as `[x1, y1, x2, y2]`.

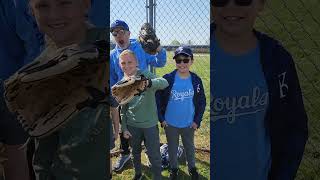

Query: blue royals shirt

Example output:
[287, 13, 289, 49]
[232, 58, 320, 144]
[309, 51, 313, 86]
[165, 73, 195, 128]
[210, 38, 271, 180]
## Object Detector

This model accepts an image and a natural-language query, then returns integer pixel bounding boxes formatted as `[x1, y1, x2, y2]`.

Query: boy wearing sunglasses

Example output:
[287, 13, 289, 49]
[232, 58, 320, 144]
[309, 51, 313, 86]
[211, 0, 308, 180]
[156, 47, 206, 180]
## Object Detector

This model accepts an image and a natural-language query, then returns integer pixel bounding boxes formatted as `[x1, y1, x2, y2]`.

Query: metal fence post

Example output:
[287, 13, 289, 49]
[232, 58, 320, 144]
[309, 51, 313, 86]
[146, 0, 156, 74]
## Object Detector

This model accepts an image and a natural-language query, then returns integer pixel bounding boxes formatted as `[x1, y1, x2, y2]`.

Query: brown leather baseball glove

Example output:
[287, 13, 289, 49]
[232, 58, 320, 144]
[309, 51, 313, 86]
[4, 40, 108, 138]
[111, 75, 150, 105]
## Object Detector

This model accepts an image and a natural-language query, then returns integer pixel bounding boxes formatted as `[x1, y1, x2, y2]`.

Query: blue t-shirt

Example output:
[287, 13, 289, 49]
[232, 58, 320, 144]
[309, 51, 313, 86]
[88, 0, 109, 28]
[165, 73, 195, 128]
[210, 39, 271, 180]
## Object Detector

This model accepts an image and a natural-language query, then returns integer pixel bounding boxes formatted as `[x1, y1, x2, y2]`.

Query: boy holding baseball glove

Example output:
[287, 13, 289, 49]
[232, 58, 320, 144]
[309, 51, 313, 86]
[113, 49, 168, 180]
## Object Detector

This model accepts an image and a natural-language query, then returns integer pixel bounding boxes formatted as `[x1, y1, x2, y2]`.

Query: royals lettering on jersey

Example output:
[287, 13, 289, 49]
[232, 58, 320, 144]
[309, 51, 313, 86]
[171, 89, 194, 101]
[212, 87, 268, 124]
[165, 75, 195, 128]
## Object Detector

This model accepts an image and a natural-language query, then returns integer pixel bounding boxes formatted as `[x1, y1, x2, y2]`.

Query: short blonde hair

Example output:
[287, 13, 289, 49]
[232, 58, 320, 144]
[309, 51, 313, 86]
[119, 49, 138, 64]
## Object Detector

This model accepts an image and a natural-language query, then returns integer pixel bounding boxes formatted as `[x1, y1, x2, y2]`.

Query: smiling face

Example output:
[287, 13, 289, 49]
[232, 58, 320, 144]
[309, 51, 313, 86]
[175, 55, 193, 76]
[29, 0, 90, 47]
[212, 0, 265, 37]
[119, 51, 138, 77]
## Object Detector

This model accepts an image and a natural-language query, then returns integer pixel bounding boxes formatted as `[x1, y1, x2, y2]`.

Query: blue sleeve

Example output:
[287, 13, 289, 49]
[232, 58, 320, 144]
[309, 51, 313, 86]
[193, 76, 206, 128]
[88, 0, 109, 28]
[14, 1, 44, 65]
[110, 55, 118, 87]
[145, 48, 167, 67]
[109, 56, 119, 108]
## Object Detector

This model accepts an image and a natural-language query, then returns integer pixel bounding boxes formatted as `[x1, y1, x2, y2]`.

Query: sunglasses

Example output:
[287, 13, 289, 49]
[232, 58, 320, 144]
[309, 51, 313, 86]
[175, 58, 190, 64]
[212, 0, 253, 7]
[111, 29, 126, 37]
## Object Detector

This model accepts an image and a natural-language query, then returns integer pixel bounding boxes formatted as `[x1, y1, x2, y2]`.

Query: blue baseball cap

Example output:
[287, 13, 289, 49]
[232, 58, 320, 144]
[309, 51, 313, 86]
[173, 46, 193, 59]
[110, 20, 129, 32]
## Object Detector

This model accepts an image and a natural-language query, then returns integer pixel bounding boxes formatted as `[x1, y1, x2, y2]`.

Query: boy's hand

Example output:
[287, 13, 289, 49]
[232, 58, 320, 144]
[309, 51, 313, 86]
[161, 121, 168, 128]
[190, 122, 198, 130]
[123, 130, 132, 139]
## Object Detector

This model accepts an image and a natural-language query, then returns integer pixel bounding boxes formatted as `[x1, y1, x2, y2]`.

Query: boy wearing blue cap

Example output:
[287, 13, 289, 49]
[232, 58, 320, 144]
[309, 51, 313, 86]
[110, 19, 167, 86]
[211, 0, 308, 180]
[156, 47, 206, 180]
[110, 19, 167, 171]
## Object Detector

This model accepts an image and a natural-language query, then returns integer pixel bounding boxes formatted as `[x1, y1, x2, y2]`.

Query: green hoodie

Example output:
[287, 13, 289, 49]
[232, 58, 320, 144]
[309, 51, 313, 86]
[120, 70, 168, 131]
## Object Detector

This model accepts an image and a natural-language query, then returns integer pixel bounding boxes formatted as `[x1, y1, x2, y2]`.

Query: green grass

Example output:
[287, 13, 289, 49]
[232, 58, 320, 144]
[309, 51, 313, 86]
[111, 52, 210, 179]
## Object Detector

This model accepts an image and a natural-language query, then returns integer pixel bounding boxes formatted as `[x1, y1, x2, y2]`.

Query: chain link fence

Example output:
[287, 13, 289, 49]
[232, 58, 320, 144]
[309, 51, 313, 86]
[110, 0, 210, 148]
[110, 0, 320, 179]
[255, 0, 320, 179]
[110, 0, 210, 179]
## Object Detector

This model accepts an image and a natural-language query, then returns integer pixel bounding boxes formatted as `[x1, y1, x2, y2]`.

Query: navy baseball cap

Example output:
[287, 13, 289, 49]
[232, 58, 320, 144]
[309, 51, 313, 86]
[110, 20, 129, 32]
[173, 46, 193, 59]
